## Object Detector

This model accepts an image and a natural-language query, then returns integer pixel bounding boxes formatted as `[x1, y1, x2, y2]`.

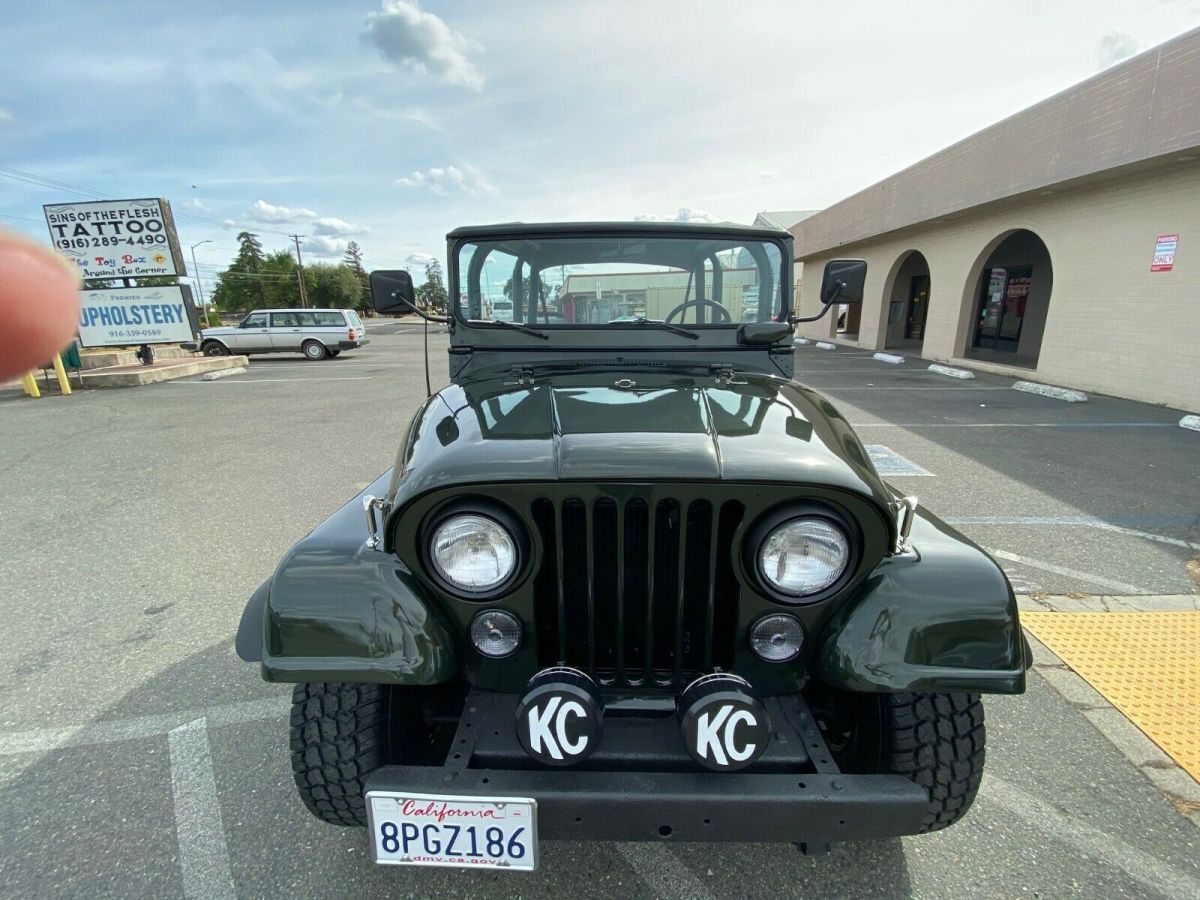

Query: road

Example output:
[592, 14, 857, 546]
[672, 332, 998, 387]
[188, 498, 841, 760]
[1, 327, 1197, 898]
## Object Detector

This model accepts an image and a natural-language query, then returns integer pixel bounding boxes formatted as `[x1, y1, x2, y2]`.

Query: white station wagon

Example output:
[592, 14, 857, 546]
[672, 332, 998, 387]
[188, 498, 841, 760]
[192, 308, 368, 360]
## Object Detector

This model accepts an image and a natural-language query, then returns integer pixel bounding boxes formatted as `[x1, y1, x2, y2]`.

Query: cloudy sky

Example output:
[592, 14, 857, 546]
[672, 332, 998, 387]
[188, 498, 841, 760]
[1, 1, 1197, 293]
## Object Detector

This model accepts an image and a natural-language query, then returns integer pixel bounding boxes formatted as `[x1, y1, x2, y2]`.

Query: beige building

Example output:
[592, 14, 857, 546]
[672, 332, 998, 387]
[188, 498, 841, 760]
[792, 29, 1199, 412]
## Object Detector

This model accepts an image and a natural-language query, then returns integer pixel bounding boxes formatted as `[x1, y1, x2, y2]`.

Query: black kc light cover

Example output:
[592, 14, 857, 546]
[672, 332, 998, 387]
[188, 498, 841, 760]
[515, 667, 604, 766]
[677, 673, 771, 771]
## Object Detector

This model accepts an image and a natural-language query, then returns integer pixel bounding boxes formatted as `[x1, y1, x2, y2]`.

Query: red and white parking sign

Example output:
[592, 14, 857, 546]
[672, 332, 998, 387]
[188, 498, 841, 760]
[1150, 234, 1178, 272]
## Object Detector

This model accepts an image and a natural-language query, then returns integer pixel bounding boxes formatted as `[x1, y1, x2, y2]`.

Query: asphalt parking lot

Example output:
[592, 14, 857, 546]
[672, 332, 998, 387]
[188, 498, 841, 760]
[1, 326, 1197, 899]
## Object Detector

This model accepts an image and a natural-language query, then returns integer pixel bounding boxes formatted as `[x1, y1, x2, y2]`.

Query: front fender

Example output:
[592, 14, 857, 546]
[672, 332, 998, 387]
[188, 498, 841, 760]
[815, 506, 1026, 694]
[239, 471, 459, 684]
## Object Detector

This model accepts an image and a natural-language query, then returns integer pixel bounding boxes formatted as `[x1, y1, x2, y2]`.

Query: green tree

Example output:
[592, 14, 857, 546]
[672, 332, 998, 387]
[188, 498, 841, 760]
[341, 241, 371, 311]
[210, 232, 267, 311]
[309, 263, 364, 309]
[417, 259, 448, 312]
[258, 250, 303, 309]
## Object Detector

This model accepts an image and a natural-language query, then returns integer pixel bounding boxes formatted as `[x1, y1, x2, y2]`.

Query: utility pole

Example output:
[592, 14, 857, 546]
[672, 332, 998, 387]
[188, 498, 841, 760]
[290, 234, 309, 308]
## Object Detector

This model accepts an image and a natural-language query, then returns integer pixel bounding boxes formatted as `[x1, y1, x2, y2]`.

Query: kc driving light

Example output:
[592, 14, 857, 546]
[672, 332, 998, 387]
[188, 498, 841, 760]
[469, 609, 523, 658]
[750, 614, 805, 661]
[430, 514, 517, 592]
[759, 517, 850, 598]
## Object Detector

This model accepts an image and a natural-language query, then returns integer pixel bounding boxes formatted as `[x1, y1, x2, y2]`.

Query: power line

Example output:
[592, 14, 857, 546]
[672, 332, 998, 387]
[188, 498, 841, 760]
[0, 165, 298, 239]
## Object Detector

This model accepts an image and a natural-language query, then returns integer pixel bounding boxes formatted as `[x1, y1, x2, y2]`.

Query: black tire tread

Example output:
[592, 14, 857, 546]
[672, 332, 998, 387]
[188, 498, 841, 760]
[289, 683, 388, 826]
[883, 692, 985, 832]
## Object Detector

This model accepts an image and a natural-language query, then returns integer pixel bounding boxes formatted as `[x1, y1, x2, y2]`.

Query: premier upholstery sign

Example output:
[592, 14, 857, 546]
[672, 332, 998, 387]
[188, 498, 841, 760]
[77, 286, 197, 347]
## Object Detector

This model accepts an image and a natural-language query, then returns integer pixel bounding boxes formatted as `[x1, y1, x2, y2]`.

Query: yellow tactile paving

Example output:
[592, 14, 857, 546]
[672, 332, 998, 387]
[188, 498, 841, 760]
[1021, 611, 1200, 781]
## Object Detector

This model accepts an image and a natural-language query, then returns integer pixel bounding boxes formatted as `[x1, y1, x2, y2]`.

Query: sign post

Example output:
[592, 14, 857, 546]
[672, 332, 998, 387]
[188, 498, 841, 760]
[43, 198, 187, 281]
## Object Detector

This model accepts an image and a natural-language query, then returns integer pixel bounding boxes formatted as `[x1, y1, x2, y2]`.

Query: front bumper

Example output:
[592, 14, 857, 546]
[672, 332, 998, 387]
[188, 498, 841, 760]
[363, 689, 929, 844]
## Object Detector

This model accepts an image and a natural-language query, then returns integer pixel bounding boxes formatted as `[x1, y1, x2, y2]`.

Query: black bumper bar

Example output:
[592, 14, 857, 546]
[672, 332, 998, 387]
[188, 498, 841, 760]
[364, 766, 927, 843]
[362, 688, 929, 844]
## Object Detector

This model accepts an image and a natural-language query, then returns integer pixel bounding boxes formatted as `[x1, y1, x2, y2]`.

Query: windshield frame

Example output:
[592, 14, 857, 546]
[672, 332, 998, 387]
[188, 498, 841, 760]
[448, 226, 792, 334]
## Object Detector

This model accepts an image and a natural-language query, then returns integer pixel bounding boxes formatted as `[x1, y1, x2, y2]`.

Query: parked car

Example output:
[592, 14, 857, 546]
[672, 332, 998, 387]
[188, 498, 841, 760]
[236, 222, 1027, 871]
[189, 308, 368, 360]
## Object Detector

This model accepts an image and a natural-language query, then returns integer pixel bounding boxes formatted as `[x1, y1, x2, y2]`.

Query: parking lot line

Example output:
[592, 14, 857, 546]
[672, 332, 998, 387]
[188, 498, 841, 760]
[981, 775, 1200, 900]
[0, 696, 287, 755]
[171, 376, 376, 384]
[948, 517, 1200, 551]
[169, 719, 236, 900]
[988, 549, 1148, 594]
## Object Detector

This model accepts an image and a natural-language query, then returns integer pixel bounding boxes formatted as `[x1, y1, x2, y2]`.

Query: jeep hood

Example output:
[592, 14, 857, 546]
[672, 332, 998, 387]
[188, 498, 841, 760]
[388, 371, 892, 513]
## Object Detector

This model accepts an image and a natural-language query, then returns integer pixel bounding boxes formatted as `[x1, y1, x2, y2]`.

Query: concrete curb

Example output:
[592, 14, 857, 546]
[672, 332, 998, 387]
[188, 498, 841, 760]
[1013, 380, 1088, 402]
[793, 338, 810, 346]
[815, 341, 836, 351]
[872, 352, 905, 364]
[201, 367, 248, 381]
[927, 363, 974, 379]
[1180, 415, 1200, 432]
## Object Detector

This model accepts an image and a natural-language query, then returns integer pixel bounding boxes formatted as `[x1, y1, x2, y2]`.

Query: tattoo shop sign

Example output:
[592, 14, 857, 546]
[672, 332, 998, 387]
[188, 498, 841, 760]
[44, 198, 186, 280]
[78, 285, 198, 348]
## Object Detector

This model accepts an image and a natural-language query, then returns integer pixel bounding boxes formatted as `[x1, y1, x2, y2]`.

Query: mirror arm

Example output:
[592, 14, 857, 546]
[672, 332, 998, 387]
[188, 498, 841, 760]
[788, 281, 842, 324]
[394, 292, 450, 324]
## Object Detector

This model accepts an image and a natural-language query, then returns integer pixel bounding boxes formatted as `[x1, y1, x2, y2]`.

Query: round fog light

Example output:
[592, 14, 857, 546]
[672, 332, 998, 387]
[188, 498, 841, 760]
[469, 609, 522, 658]
[749, 614, 804, 662]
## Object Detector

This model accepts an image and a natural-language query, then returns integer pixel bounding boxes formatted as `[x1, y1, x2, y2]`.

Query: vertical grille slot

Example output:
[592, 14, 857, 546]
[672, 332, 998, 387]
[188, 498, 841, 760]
[532, 493, 739, 689]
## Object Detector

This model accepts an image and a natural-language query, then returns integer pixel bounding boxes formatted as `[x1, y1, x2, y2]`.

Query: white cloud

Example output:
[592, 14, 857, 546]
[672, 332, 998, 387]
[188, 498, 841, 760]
[1097, 31, 1138, 69]
[0, 108, 13, 125]
[395, 164, 495, 195]
[184, 197, 213, 213]
[220, 219, 239, 229]
[634, 206, 721, 224]
[249, 199, 317, 223]
[312, 216, 368, 236]
[405, 251, 437, 269]
[304, 235, 349, 257]
[759, 170, 778, 181]
[363, 1, 484, 90]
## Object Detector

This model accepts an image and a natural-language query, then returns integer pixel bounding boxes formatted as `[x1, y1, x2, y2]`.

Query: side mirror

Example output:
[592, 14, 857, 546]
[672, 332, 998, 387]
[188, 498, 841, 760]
[737, 321, 793, 346]
[369, 270, 416, 315]
[820, 259, 867, 305]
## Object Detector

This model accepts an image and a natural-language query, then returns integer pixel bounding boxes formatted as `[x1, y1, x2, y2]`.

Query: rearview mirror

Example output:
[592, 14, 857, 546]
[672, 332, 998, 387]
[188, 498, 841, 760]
[369, 270, 416, 314]
[820, 259, 867, 305]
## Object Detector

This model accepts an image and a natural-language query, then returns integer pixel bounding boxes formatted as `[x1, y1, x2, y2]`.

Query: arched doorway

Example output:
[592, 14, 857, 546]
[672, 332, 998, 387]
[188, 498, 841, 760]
[882, 251, 931, 351]
[965, 229, 1053, 368]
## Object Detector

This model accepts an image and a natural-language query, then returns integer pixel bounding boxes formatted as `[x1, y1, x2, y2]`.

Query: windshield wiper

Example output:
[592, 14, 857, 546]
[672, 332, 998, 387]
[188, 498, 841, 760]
[626, 316, 699, 340]
[488, 319, 548, 339]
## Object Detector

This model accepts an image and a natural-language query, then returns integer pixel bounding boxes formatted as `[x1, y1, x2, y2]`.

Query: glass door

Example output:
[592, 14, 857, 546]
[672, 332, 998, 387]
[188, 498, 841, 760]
[973, 266, 1031, 351]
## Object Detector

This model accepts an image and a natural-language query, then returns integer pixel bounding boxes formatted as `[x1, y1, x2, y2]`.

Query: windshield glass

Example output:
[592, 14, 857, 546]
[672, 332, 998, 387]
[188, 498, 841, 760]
[455, 235, 785, 327]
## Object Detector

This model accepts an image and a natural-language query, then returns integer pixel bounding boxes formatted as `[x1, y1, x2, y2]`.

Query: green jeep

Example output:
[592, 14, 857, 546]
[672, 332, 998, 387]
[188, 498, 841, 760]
[237, 221, 1027, 870]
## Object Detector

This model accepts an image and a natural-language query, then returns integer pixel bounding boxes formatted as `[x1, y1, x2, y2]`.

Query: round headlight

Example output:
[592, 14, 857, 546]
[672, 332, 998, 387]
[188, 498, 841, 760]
[430, 514, 517, 592]
[750, 614, 805, 662]
[469, 609, 522, 658]
[759, 517, 850, 598]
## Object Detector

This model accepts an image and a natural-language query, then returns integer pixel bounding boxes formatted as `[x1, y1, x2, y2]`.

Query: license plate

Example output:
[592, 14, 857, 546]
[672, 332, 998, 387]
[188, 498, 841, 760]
[365, 791, 538, 871]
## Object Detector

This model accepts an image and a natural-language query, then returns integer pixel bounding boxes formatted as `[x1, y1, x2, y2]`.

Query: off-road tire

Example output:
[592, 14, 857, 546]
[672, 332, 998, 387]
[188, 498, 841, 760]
[883, 692, 985, 832]
[302, 340, 327, 361]
[290, 683, 388, 826]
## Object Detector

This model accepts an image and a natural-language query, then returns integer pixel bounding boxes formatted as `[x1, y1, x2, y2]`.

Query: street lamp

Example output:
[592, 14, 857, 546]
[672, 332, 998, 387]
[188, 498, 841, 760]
[190, 239, 212, 327]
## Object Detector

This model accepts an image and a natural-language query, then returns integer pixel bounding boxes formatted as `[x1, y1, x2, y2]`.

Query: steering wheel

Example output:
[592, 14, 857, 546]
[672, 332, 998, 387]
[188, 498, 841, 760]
[664, 299, 732, 325]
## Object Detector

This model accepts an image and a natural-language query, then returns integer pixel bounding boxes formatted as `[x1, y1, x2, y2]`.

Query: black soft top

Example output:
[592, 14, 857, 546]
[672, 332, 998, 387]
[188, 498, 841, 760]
[446, 221, 791, 242]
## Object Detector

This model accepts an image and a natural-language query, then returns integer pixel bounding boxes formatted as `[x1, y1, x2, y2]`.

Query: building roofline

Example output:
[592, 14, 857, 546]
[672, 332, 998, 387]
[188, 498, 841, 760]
[792, 27, 1200, 259]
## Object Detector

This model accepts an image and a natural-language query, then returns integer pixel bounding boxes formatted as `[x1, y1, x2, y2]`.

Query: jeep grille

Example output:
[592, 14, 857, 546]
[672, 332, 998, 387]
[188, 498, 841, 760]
[530, 494, 742, 689]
